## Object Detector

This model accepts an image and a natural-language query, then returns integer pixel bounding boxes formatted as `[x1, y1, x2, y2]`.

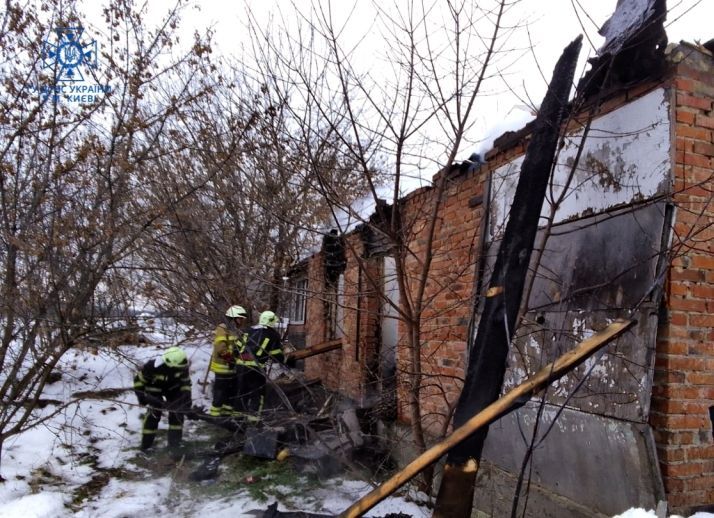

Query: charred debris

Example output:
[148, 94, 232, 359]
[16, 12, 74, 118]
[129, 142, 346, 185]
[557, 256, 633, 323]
[188, 373, 407, 518]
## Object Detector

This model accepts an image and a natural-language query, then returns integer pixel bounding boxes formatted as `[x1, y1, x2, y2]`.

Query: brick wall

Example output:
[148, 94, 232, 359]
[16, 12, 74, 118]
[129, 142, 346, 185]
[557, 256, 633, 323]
[303, 233, 382, 404]
[393, 166, 488, 434]
[295, 43, 714, 513]
[651, 46, 714, 512]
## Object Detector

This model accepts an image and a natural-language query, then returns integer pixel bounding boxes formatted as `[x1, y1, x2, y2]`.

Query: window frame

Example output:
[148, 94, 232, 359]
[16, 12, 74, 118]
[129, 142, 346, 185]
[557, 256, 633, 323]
[288, 277, 308, 324]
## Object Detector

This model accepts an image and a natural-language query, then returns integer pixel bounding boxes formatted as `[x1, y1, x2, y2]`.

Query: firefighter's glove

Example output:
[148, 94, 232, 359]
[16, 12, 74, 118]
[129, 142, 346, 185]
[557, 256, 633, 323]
[218, 350, 233, 362]
[135, 391, 147, 406]
[144, 394, 165, 409]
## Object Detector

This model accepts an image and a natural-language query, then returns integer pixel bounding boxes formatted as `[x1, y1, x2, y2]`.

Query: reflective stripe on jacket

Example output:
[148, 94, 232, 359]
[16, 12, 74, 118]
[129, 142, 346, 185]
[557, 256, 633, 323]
[239, 325, 285, 367]
[133, 357, 192, 408]
[211, 324, 240, 374]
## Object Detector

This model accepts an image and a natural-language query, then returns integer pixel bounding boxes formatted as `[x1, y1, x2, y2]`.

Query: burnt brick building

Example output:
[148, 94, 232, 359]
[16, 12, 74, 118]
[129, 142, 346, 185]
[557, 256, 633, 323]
[286, 42, 714, 516]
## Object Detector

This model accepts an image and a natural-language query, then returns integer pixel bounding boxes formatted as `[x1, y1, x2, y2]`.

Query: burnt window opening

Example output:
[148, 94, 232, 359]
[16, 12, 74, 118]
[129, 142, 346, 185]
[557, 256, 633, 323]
[322, 229, 346, 288]
[287, 277, 307, 324]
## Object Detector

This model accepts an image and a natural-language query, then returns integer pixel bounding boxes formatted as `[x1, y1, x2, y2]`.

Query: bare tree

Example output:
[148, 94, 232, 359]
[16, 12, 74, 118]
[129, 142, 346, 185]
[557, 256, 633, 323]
[0, 0, 214, 470]
[135, 65, 372, 326]
[245, 0, 521, 491]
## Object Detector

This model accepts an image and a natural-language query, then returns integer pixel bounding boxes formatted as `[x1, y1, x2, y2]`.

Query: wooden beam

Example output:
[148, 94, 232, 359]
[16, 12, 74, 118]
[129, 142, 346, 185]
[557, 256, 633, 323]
[287, 338, 342, 361]
[337, 319, 634, 518]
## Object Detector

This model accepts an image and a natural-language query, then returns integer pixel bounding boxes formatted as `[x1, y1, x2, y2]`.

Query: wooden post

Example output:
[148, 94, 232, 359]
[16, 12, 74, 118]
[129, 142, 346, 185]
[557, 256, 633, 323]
[337, 319, 634, 518]
[286, 339, 343, 361]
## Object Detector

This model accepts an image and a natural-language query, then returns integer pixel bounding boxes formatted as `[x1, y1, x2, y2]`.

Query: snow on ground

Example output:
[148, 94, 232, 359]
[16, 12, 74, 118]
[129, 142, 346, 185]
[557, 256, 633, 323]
[0, 323, 430, 517]
[0, 321, 711, 518]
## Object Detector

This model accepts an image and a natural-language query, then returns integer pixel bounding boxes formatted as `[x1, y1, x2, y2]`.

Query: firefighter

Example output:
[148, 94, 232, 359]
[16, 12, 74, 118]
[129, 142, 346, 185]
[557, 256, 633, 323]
[133, 346, 192, 451]
[209, 305, 247, 417]
[234, 310, 289, 421]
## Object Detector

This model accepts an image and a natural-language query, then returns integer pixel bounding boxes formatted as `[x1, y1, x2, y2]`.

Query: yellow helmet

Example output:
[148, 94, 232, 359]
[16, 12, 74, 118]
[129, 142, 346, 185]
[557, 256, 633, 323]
[163, 346, 188, 368]
[259, 310, 279, 327]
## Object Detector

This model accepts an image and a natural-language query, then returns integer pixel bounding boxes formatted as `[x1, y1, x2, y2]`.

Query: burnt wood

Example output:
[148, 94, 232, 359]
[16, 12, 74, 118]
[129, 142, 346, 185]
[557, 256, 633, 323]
[433, 35, 583, 518]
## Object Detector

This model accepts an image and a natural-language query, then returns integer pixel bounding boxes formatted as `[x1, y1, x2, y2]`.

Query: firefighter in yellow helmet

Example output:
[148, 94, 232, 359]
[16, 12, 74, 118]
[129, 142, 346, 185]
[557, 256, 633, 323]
[234, 310, 289, 421]
[209, 305, 248, 417]
[133, 346, 192, 451]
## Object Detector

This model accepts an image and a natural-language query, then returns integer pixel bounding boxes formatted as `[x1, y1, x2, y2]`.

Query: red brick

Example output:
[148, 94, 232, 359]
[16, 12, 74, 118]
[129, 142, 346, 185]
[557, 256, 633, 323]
[669, 284, 690, 297]
[677, 94, 713, 111]
[661, 386, 707, 399]
[675, 78, 696, 93]
[652, 429, 693, 445]
[669, 297, 707, 312]
[661, 461, 704, 477]
[653, 367, 687, 384]
[689, 342, 714, 356]
[690, 314, 714, 328]
[676, 110, 696, 124]
[661, 356, 708, 371]
[658, 447, 685, 462]
[687, 474, 714, 491]
[677, 124, 711, 140]
[658, 399, 710, 414]
[688, 165, 714, 183]
[683, 153, 712, 168]
[669, 268, 705, 282]
[693, 141, 714, 156]
[697, 115, 714, 130]
[691, 255, 714, 270]
[675, 138, 694, 152]
[686, 446, 714, 462]
[668, 490, 704, 510]
[691, 284, 714, 299]
[657, 341, 689, 355]
[669, 310, 688, 326]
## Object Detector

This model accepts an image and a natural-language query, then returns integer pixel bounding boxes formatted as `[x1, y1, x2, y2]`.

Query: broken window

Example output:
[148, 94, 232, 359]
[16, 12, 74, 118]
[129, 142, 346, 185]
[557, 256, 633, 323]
[288, 277, 308, 324]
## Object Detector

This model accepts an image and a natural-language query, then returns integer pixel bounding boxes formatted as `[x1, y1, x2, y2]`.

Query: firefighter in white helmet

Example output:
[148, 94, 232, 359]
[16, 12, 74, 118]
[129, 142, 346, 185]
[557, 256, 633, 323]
[209, 305, 248, 417]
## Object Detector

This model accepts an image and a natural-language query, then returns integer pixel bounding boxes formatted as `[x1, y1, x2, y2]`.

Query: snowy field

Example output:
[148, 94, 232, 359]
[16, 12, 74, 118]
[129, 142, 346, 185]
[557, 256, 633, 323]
[0, 319, 711, 518]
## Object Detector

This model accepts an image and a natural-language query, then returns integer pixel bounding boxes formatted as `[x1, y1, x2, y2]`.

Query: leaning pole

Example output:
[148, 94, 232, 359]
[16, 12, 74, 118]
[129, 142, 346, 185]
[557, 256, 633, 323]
[432, 35, 583, 518]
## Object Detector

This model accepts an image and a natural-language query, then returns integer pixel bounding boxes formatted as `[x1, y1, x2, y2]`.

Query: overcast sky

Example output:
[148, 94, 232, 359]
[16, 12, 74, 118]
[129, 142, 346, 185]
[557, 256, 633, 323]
[76, 0, 712, 187]
[186, 0, 711, 153]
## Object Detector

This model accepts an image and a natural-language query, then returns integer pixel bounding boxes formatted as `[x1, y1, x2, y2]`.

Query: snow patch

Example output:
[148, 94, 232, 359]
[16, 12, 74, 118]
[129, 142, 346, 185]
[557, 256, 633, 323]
[0, 492, 69, 518]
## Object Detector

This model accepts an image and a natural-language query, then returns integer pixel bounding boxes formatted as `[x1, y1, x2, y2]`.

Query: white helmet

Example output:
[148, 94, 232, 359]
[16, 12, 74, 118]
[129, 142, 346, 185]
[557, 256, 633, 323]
[225, 305, 247, 319]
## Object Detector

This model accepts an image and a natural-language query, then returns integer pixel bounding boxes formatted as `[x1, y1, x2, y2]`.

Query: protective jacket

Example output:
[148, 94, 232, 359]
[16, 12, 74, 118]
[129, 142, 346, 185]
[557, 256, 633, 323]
[210, 323, 241, 375]
[133, 356, 191, 450]
[234, 325, 286, 418]
[237, 325, 285, 367]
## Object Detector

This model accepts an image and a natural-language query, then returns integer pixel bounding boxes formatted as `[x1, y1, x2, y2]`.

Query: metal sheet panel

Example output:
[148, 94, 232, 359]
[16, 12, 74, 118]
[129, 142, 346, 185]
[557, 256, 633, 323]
[489, 88, 671, 240]
[528, 202, 668, 311]
[482, 404, 665, 516]
[482, 203, 668, 421]
[504, 307, 659, 422]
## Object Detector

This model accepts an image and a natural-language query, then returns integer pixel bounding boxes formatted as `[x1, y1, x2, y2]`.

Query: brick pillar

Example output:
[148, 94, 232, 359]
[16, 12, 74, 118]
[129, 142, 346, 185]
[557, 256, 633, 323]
[651, 49, 714, 512]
